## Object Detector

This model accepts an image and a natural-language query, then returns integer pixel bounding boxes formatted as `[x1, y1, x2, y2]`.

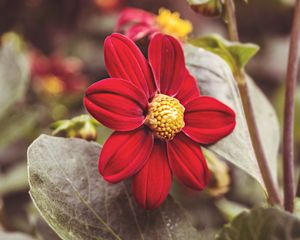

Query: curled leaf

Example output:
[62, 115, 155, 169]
[188, 34, 259, 76]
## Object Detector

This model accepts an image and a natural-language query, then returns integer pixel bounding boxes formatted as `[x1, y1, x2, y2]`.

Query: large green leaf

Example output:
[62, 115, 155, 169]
[184, 44, 280, 193]
[0, 32, 29, 119]
[215, 207, 300, 240]
[28, 135, 200, 240]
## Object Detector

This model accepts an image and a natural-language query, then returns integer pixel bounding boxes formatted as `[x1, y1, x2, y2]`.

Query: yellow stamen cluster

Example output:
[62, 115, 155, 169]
[146, 94, 185, 140]
[41, 75, 64, 95]
[155, 8, 193, 40]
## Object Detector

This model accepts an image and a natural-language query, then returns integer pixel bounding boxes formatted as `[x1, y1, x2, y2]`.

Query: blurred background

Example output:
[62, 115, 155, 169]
[0, 0, 299, 239]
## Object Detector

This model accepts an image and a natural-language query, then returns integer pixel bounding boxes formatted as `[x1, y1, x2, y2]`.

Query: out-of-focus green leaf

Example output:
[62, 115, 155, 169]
[0, 32, 29, 119]
[0, 106, 41, 151]
[187, 0, 223, 17]
[184, 45, 280, 194]
[215, 199, 249, 221]
[28, 135, 200, 240]
[0, 232, 34, 240]
[0, 163, 28, 196]
[216, 207, 300, 240]
[189, 34, 259, 75]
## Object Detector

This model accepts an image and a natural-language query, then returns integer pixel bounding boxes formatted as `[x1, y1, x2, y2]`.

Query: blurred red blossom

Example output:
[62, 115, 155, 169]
[115, 7, 193, 41]
[30, 51, 87, 96]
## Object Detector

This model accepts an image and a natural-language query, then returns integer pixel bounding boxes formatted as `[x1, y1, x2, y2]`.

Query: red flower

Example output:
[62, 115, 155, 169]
[84, 33, 236, 209]
[116, 8, 193, 42]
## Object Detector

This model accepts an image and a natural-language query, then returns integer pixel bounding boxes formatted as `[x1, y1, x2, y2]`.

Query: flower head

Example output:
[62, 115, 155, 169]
[84, 33, 236, 209]
[115, 8, 193, 42]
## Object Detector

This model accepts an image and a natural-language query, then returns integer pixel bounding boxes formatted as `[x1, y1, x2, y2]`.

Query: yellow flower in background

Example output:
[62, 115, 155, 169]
[116, 7, 193, 41]
[41, 75, 64, 95]
[156, 8, 193, 39]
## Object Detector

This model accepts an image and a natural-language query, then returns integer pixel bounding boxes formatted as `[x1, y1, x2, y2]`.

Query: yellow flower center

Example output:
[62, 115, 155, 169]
[41, 75, 64, 95]
[155, 8, 193, 40]
[146, 94, 185, 140]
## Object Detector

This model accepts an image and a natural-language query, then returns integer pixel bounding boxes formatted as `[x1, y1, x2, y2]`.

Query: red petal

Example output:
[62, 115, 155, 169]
[126, 23, 158, 41]
[167, 133, 210, 190]
[183, 96, 236, 144]
[104, 33, 156, 98]
[175, 71, 200, 106]
[99, 127, 154, 183]
[115, 8, 156, 32]
[84, 78, 148, 131]
[148, 34, 186, 96]
[132, 140, 171, 209]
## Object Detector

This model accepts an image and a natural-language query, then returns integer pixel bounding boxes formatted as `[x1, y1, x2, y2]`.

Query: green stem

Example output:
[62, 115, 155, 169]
[283, 0, 300, 213]
[224, 0, 282, 206]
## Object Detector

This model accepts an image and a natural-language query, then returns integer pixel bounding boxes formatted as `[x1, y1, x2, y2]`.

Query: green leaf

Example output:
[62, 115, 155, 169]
[215, 207, 300, 240]
[28, 135, 200, 240]
[0, 32, 29, 119]
[188, 35, 259, 74]
[184, 44, 280, 194]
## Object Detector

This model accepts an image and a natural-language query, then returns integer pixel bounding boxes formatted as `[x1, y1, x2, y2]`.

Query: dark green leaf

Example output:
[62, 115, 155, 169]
[216, 207, 300, 240]
[28, 135, 200, 240]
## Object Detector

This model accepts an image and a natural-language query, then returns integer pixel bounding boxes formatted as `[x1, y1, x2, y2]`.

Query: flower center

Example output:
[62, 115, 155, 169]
[146, 94, 185, 141]
[155, 8, 193, 39]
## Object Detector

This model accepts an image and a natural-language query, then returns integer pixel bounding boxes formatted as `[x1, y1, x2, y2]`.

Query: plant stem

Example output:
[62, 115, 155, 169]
[283, 0, 300, 213]
[224, 0, 282, 206]
[224, 0, 239, 41]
